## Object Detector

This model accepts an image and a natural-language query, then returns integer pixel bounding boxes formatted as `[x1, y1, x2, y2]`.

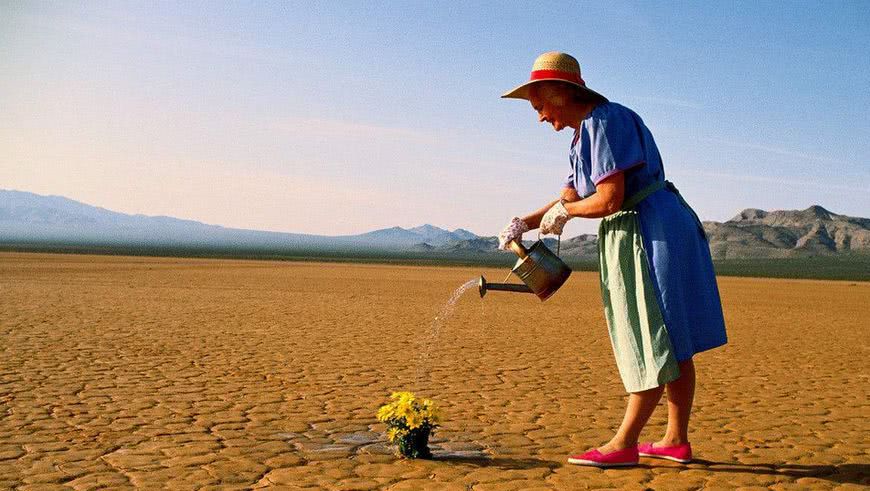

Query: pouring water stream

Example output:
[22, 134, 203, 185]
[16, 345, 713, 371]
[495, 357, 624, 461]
[415, 278, 478, 382]
[413, 238, 571, 383]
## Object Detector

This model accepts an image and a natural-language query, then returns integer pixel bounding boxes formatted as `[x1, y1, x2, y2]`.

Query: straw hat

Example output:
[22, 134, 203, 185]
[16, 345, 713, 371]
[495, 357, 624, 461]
[502, 51, 607, 102]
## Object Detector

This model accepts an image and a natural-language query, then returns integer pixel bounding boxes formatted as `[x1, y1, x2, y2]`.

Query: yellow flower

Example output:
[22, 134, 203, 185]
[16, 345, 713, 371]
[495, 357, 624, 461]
[387, 427, 404, 442]
[421, 399, 441, 425]
[376, 404, 394, 422]
[405, 411, 422, 430]
[378, 392, 442, 435]
[391, 391, 414, 403]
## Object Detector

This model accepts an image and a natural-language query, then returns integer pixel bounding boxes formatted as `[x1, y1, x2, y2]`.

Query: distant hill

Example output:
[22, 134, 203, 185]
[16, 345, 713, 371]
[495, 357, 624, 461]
[344, 223, 478, 247]
[0, 189, 478, 251]
[704, 205, 870, 258]
[1, 189, 868, 260]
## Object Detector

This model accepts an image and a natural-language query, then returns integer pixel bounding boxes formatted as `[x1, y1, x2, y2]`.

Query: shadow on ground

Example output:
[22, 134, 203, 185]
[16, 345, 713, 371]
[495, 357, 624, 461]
[682, 460, 870, 486]
[433, 455, 868, 486]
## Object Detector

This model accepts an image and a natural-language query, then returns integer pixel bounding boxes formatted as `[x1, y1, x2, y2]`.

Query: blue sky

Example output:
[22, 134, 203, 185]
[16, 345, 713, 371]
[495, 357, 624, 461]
[2, 1, 868, 236]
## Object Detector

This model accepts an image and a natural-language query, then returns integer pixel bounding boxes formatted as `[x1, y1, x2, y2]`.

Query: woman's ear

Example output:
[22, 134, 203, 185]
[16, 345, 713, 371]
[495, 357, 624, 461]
[550, 93, 567, 107]
[539, 84, 567, 107]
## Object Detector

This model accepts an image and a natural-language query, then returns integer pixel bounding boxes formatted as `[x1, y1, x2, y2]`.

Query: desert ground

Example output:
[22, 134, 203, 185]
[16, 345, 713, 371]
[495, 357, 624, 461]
[0, 252, 867, 490]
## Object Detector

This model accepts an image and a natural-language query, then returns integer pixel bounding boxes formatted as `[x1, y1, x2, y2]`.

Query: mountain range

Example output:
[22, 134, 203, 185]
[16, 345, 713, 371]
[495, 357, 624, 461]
[1, 189, 868, 259]
[0, 190, 477, 252]
[705, 206, 870, 258]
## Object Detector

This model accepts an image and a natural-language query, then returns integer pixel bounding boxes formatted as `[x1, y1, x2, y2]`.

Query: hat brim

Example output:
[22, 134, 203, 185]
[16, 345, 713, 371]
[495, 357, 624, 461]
[501, 79, 607, 102]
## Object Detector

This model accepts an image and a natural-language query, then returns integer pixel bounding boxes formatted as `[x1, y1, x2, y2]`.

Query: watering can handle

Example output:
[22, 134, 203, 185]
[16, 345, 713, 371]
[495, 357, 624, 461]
[507, 240, 528, 259]
[536, 231, 562, 256]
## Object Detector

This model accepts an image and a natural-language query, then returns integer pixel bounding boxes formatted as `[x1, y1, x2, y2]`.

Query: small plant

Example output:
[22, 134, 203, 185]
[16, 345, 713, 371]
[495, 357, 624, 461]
[376, 391, 441, 459]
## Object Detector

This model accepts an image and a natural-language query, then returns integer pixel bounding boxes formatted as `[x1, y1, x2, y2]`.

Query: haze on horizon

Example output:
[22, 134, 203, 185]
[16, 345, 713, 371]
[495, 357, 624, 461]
[2, 2, 868, 237]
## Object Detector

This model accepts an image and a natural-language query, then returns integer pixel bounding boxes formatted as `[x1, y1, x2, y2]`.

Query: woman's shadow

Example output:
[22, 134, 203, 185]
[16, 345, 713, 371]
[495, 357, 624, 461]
[434, 454, 869, 486]
[683, 459, 869, 486]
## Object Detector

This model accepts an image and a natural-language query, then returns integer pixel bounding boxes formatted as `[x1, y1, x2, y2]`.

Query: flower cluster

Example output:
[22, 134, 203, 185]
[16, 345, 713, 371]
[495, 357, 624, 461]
[376, 392, 441, 458]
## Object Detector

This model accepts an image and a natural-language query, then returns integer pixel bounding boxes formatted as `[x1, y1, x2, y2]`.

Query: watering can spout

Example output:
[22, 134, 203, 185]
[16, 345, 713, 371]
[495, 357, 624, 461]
[478, 275, 533, 298]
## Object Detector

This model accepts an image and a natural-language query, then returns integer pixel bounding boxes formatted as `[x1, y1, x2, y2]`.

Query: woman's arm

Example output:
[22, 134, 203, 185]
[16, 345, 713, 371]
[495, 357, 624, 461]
[520, 186, 584, 230]
[561, 186, 581, 203]
[521, 197, 561, 230]
[563, 172, 625, 218]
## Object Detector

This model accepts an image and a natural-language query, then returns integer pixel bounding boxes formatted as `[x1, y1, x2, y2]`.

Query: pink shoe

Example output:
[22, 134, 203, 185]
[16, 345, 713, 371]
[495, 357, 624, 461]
[567, 446, 639, 467]
[638, 442, 692, 463]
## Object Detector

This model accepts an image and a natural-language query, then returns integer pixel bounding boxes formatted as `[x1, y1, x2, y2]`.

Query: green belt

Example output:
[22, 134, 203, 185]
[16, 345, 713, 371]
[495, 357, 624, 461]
[621, 180, 667, 210]
[620, 180, 706, 237]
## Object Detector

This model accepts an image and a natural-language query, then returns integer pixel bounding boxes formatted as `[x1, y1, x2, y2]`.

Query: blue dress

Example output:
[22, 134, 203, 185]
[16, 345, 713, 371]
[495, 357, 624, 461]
[564, 102, 727, 389]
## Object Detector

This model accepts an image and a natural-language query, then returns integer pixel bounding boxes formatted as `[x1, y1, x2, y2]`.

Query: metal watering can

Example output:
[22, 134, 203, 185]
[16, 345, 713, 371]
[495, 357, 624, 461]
[479, 236, 572, 301]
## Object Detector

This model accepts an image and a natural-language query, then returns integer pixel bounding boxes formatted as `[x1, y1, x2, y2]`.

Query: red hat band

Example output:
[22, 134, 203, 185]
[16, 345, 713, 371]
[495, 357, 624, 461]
[529, 69, 585, 86]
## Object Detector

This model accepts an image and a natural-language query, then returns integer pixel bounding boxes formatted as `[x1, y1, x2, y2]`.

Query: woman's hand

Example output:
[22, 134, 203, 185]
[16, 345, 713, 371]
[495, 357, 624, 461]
[495, 183, 587, 249]
[497, 217, 529, 250]
[540, 201, 571, 235]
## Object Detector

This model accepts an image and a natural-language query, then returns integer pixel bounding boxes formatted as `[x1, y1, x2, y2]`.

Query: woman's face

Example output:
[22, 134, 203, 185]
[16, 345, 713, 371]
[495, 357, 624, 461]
[528, 83, 574, 132]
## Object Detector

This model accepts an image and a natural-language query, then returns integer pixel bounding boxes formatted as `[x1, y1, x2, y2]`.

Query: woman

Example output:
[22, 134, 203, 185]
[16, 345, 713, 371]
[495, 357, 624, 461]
[498, 52, 727, 468]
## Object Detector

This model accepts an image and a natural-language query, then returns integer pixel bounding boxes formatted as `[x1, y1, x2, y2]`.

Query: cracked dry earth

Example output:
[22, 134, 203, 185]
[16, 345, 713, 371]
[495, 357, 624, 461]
[0, 253, 867, 490]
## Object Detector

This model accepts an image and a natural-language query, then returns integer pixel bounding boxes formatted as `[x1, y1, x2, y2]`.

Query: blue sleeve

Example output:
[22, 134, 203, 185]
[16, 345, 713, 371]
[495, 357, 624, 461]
[562, 170, 575, 189]
[588, 105, 646, 184]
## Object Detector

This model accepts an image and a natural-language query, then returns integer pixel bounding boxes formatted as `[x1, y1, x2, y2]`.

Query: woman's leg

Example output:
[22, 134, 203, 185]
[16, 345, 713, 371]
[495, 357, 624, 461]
[657, 358, 695, 446]
[597, 385, 665, 453]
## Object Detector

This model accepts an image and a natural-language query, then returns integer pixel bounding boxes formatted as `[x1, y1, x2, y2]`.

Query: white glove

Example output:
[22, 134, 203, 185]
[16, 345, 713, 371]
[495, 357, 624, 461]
[540, 201, 571, 235]
[497, 217, 529, 250]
